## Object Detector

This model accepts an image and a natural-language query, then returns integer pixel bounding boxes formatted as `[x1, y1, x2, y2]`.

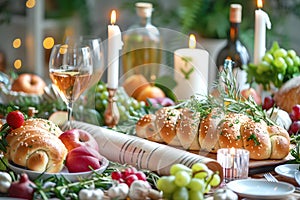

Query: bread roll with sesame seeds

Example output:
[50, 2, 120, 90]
[135, 107, 290, 160]
[240, 119, 272, 160]
[136, 114, 164, 143]
[5, 118, 67, 173]
[267, 125, 290, 159]
[198, 108, 225, 153]
[218, 113, 249, 149]
[176, 108, 200, 150]
[22, 118, 63, 137]
[155, 107, 181, 146]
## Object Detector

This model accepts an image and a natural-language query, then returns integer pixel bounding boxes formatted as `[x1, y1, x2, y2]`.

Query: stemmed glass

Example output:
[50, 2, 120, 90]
[65, 36, 105, 87]
[79, 36, 105, 88]
[49, 44, 93, 129]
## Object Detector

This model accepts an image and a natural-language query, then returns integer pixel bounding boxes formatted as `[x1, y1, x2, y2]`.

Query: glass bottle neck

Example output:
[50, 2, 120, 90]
[229, 22, 240, 42]
[139, 16, 152, 26]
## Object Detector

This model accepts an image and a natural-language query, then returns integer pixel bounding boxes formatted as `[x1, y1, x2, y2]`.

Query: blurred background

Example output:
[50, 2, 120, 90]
[0, 0, 299, 83]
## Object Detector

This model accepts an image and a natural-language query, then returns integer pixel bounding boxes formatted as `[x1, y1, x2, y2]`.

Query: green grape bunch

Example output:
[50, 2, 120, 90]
[156, 163, 221, 200]
[94, 81, 147, 125]
[245, 41, 300, 90]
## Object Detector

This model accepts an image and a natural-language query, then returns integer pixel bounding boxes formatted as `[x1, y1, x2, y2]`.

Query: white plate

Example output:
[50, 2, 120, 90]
[226, 179, 295, 199]
[275, 164, 300, 179]
[8, 157, 109, 182]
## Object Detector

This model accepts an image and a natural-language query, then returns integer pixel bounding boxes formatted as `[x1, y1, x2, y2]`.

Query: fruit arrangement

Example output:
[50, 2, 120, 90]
[1, 110, 105, 174]
[156, 163, 221, 200]
[246, 41, 300, 89]
[261, 95, 300, 135]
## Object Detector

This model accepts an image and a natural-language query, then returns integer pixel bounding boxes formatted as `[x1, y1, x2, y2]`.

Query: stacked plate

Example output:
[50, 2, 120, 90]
[227, 179, 295, 199]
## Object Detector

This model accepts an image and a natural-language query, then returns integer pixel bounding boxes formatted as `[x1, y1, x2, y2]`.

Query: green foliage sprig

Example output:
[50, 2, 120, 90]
[289, 135, 300, 164]
[32, 162, 160, 199]
[182, 59, 274, 125]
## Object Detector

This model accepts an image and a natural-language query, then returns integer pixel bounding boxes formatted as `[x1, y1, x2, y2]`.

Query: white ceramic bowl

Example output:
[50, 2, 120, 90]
[8, 157, 109, 182]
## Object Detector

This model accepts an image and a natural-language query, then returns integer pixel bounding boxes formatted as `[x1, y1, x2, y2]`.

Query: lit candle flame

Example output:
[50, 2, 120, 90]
[189, 34, 196, 49]
[111, 10, 116, 25]
[257, 0, 263, 9]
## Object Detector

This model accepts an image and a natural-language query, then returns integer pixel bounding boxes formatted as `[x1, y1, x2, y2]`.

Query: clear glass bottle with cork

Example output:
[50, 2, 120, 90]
[122, 2, 162, 82]
[216, 4, 250, 90]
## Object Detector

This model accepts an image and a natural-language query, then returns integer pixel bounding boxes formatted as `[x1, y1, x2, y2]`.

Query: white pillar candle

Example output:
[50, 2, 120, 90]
[253, 0, 271, 65]
[174, 34, 209, 100]
[107, 10, 123, 89]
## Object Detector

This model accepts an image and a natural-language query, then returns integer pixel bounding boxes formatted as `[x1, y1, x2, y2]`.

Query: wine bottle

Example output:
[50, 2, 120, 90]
[216, 4, 250, 90]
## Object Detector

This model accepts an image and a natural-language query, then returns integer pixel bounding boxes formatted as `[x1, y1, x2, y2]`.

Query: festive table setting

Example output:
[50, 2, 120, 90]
[1, 0, 300, 200]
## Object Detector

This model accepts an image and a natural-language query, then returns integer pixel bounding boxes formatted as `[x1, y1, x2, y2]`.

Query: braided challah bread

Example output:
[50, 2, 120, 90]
[136, 107, 290, 160]
[6, 118, 67, 173]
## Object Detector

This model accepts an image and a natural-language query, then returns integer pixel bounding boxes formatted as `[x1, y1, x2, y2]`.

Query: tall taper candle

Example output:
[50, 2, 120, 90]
[107, 10, 123, 89]
[253, 0, 271, 65]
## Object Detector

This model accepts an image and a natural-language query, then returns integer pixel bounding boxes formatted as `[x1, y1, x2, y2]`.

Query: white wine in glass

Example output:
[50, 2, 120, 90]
[49, 44, 93, 129]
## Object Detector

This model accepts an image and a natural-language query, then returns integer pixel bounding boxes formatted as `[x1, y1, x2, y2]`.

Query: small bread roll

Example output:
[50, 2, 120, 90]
[11, 73, 46, 95]
[240, 119, 271, 160]
[136, 114, 164, 143]
[267, 125, 290, 159]
[218, 113, 249, 149]
[274, 76, 300, 113]
[199, 108, 224, 153]
[156, 107, 181, 146]
[6, 118, 67, 173]
[176, 108, 200, 150]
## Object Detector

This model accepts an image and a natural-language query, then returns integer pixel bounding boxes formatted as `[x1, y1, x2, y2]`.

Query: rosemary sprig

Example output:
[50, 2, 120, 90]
[33, 172, 114, 200]
[289, 135, 300, 163]
[183, 59, 275, 125]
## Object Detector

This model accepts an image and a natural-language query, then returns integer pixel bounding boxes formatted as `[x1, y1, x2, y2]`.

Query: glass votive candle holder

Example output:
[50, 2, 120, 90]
[217, 148, 250, 183]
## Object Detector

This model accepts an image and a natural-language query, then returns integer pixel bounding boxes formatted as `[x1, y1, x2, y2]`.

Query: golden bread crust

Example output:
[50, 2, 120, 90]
[218, 113, 249, 149]
[6, 118, 67, 173]
[136, 107, 290, 160]
[156, 107, 181, 146]
[198, 108, 224, 153]
[176, 108, 200, 150]
[240, 119, 271, 160]
[136, 114, 164, 143]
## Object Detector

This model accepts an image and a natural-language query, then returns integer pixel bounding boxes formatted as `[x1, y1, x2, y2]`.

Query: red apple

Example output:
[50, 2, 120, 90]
[240, 88, 262, 105]
[59, 129, 98, 152]
[65, 146, 103, 173]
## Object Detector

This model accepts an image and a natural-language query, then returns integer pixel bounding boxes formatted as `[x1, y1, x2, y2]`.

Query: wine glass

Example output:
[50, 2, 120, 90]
[69, 36, 105, 124]
[79, 36, 105, 87]
[49, 44, 93, 129]
[65, 36, 105, 87]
